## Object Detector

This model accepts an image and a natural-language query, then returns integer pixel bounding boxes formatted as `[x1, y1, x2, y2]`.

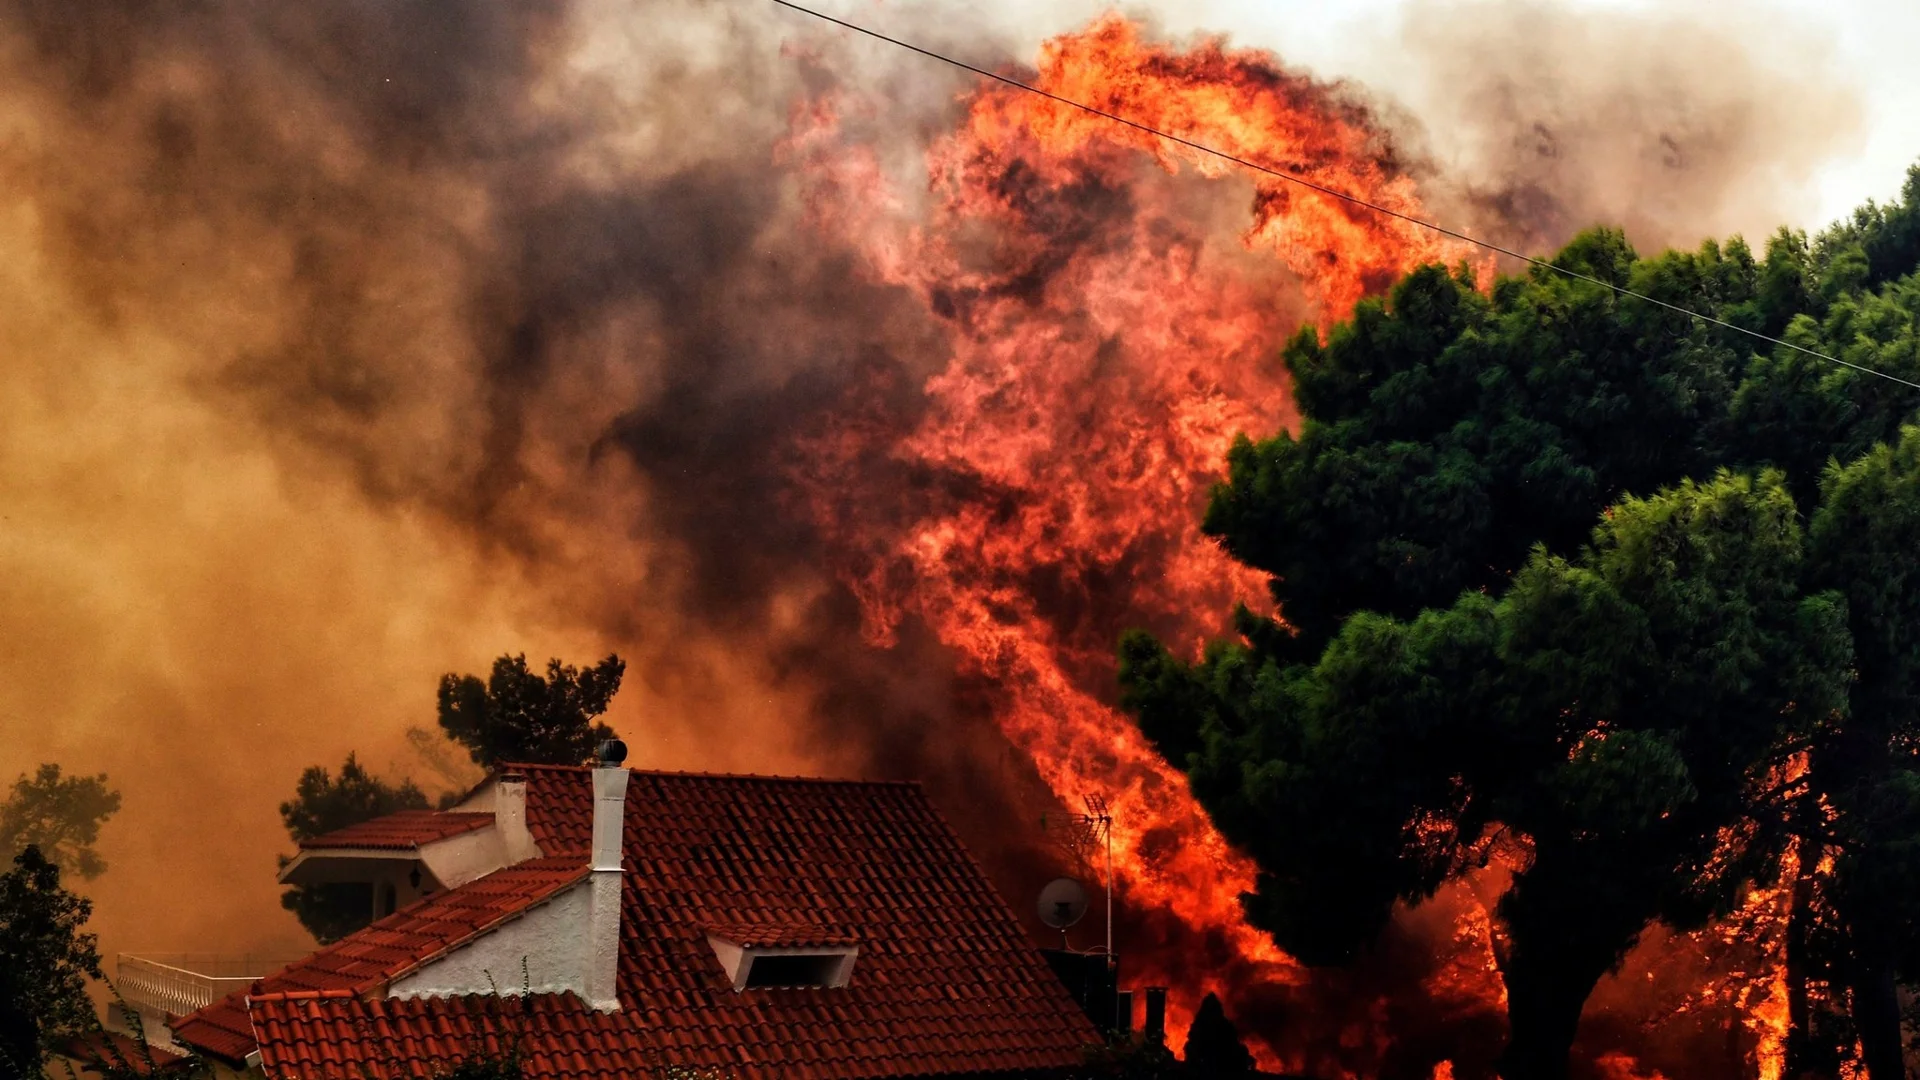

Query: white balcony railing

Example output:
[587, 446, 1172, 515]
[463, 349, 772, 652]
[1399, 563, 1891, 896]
[115, 954, 294, 1020]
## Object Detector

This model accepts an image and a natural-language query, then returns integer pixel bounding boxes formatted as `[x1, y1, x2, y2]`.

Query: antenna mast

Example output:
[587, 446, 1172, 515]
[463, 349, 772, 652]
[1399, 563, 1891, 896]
[1082, 795, 1114, 961]
[1041, 796, 1116, 959]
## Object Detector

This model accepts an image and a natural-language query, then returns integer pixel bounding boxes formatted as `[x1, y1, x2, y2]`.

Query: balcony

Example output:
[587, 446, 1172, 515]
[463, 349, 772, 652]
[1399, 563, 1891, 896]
[115, 954, 295, 1021]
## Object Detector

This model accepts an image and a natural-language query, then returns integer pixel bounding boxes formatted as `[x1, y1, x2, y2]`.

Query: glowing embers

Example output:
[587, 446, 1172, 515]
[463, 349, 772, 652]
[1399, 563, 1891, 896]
[705, 925, 860, 991]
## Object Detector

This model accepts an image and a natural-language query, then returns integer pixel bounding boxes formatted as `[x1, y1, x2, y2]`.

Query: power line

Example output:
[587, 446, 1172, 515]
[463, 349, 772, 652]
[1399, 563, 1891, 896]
[770, 0, 1920, 391]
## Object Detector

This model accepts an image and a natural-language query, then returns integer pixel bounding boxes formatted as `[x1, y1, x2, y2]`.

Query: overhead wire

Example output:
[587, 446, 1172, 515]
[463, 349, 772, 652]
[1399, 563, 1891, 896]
[770, 0, 1920, 391]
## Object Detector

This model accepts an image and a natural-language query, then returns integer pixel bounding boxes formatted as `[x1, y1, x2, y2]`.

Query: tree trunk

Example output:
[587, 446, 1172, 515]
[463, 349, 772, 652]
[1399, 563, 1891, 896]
[1784, 852, 1814, 1078]
[1852, 959, 1903, 1080]
[1492, 849, 1653, 1080]
[1496, 934, 1615, 1080]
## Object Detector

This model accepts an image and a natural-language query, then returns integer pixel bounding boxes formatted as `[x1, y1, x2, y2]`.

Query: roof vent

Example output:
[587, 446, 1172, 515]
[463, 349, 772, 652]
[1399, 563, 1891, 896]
[743, 954, 846, 989]
[705, 927, 858, 991]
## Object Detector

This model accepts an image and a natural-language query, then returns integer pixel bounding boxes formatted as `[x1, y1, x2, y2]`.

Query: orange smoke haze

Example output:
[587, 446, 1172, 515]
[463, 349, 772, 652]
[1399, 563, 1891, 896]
[0, 1, 1870, 1076]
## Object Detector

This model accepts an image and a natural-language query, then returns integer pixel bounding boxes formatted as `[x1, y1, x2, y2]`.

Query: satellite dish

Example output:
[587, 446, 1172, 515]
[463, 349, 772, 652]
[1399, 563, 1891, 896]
[1039, 877, 1090, 929]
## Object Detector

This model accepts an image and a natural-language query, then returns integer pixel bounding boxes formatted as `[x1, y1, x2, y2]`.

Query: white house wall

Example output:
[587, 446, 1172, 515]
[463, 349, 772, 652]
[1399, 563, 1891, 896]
[387, 882, 590, 1000]
[418, 826, 515, 891]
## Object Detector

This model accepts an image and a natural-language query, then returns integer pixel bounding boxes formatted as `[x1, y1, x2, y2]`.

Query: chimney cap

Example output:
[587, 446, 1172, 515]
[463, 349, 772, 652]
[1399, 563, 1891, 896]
[595, 739, 628, 767]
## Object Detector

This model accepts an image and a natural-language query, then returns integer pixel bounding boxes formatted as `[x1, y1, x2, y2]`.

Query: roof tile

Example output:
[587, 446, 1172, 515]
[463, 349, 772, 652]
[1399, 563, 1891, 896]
[171, 857, 587, 1061]
[706, 923, 860, 949]
[299, 810, 494, 851]
[53, 1032, 186, 1075]
[188, 767, 1096, 1078]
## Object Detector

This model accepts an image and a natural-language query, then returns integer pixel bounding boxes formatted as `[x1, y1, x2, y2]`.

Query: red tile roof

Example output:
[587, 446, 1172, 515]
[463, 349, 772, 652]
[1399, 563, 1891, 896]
[53, 1031, 186, 1075]
[522, 765, 1097, 1078]
[171, 857, 588, 1062]
[299, 810, 494, 850]
[248, 992, 655, 1080]
[705, 923, 859, 949]
[179, 766, 1098, 1079]
[165, 1000, 257, 1064]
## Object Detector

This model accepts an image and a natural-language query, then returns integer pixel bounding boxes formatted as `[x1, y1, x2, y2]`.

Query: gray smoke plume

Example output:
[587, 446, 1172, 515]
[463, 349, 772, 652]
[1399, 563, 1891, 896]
[1376, 0, 1864, 252]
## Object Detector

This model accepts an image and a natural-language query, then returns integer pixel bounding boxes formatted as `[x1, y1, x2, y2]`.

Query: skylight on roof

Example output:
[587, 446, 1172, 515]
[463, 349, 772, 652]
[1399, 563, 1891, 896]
[742, 953, 844, 989]
[705, 930, 858, 991]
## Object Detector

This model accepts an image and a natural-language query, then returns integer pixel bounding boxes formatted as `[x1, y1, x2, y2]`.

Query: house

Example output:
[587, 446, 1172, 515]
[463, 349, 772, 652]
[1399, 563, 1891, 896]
[162, 744, 1101, 1079]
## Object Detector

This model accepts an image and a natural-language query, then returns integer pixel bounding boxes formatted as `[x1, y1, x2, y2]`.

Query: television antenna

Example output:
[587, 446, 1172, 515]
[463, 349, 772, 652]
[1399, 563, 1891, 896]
[1042, 795, 1114, 960]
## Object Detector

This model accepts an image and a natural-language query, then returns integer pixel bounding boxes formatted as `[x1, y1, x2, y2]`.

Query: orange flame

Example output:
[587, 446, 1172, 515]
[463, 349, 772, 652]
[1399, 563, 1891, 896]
[784, 14, 1472, 1063]
[1743, 845, 1796, 1080]
[963, 17, 1464, 317]
[1594, 1052, 1673, 1080]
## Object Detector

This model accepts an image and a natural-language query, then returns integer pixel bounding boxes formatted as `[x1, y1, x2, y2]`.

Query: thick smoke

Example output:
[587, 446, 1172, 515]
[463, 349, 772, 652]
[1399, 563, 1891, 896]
[0, 0, 1029, 961]
[0, 0, 1870, 1071]
[1373, 0, 1864, 253]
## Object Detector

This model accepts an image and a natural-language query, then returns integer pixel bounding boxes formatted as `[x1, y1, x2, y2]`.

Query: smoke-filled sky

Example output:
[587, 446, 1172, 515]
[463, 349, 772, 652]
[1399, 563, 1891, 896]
[950, 0, 1917, 228]
[1297, 0, 1920, 226]
[0, 0, 1911, 1006]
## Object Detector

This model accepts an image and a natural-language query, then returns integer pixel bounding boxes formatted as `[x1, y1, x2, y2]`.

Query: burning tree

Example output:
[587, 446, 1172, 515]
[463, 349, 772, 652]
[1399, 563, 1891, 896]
[1122, 179, 1920, 1080]
[1798, 427, 1920, 1079]
[777, 17, 1920, 1067]
[1129, 468, 1850, 1078]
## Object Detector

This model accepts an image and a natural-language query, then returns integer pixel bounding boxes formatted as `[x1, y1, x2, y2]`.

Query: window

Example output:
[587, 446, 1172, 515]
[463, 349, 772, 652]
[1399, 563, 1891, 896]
[743, 953, 844, 989]
[705, 929, 858, 991]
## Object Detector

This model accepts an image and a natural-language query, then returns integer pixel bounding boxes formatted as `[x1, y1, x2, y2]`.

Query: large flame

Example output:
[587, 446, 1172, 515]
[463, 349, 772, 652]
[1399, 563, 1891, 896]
[782, 15, 1471, 1064]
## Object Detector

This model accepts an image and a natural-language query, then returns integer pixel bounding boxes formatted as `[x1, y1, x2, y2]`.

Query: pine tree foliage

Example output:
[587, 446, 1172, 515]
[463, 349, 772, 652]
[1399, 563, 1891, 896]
[1122, 163, 1920, 1079]
[277, 753, 429, 944]
[0, 765, 121, 881]
[436, 653, 625, 769]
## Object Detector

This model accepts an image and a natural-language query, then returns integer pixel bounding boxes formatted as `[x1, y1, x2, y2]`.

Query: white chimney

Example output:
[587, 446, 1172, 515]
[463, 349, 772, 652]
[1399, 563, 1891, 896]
[494, 773, 539, 865]
[587, 740, 629, 1011]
